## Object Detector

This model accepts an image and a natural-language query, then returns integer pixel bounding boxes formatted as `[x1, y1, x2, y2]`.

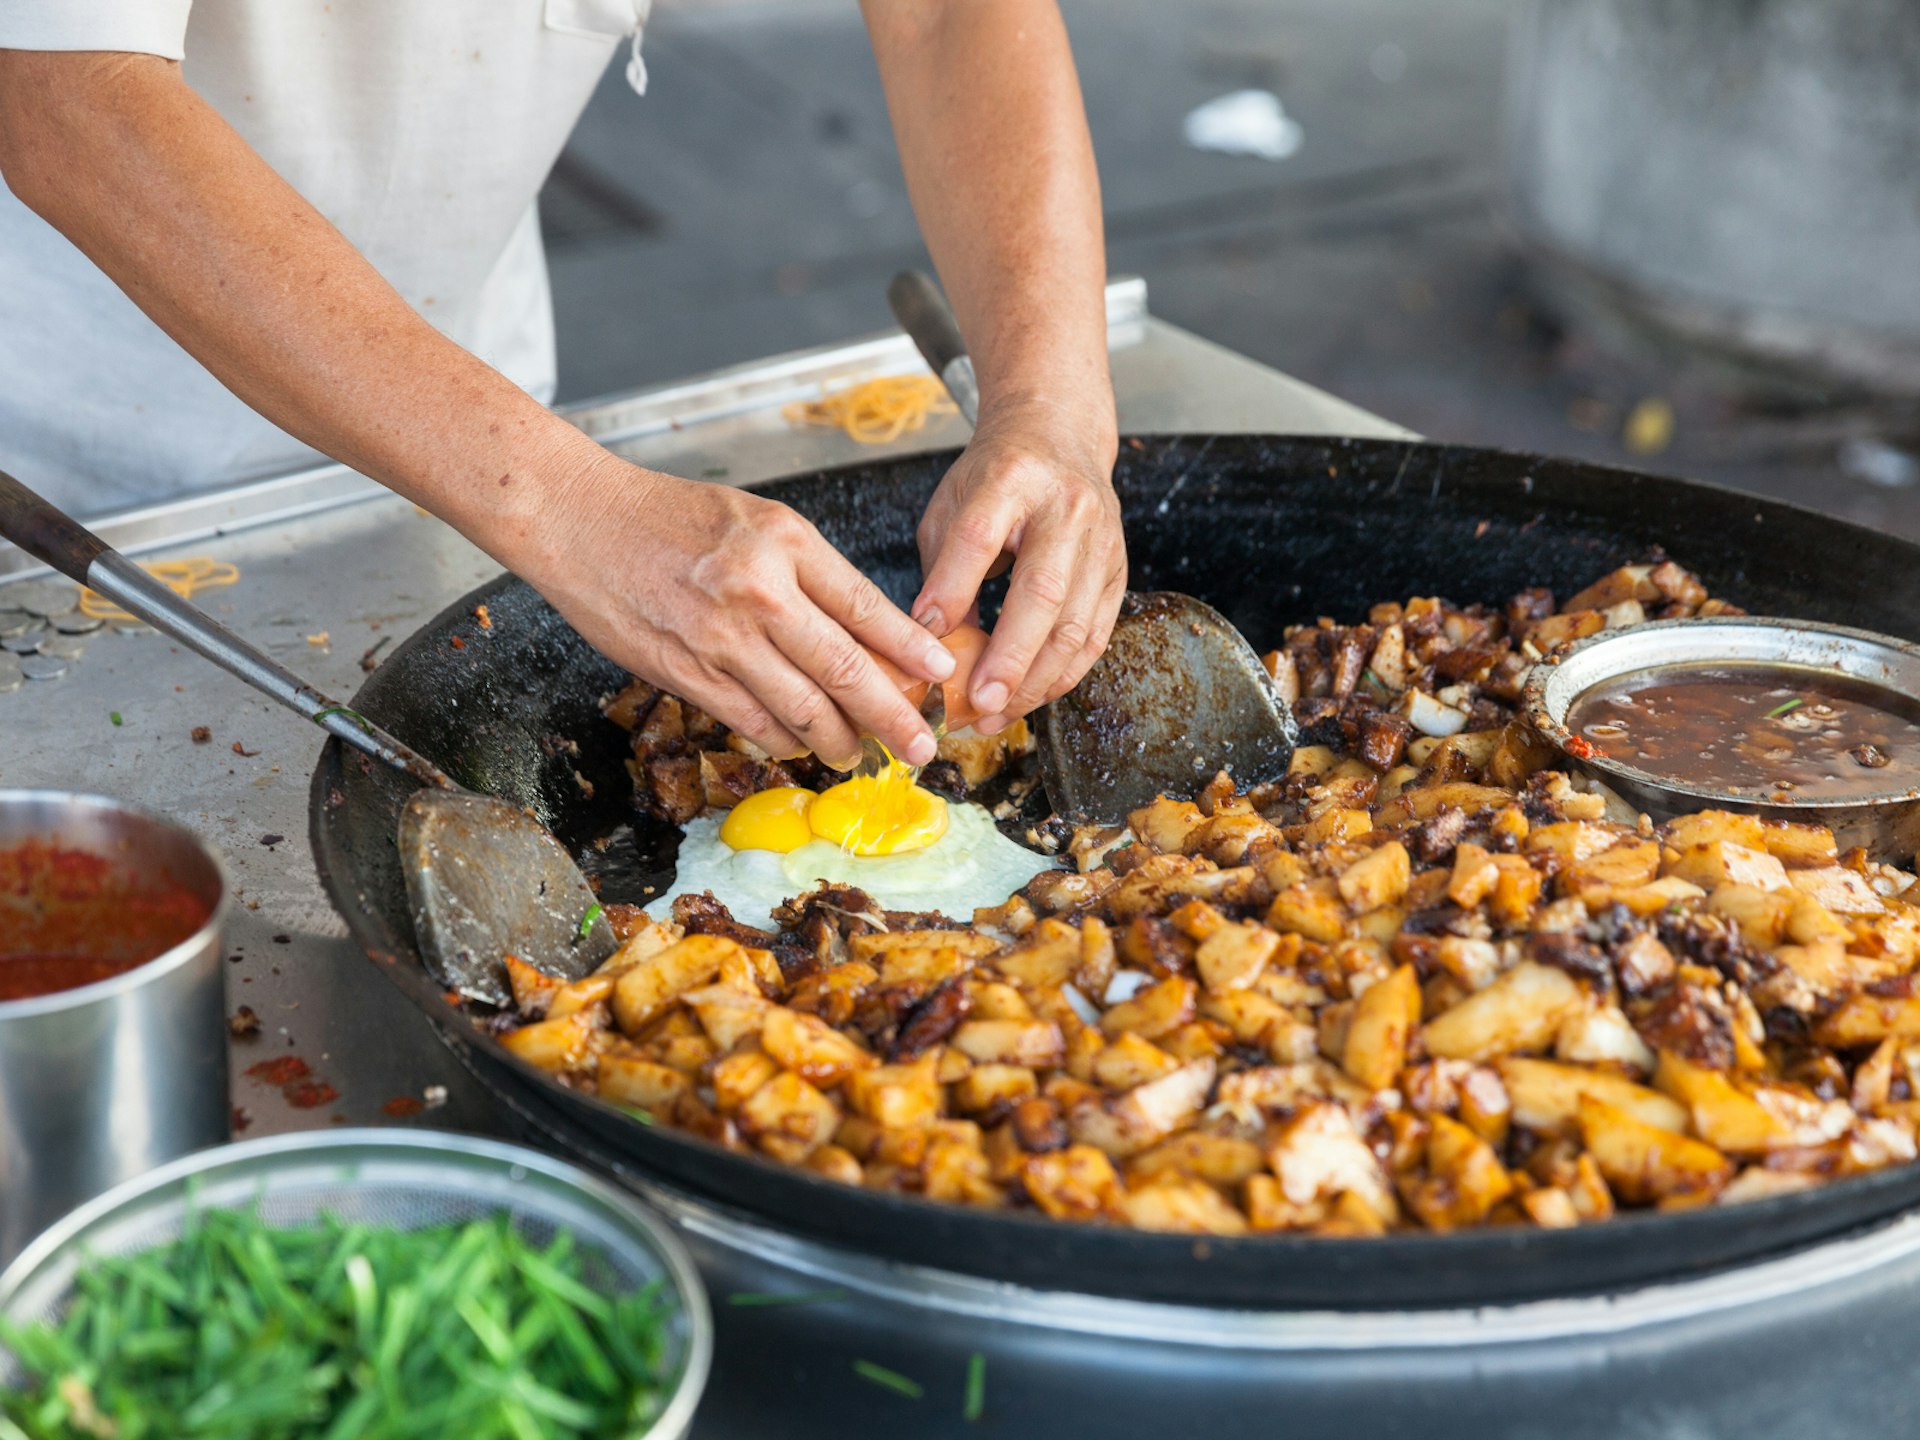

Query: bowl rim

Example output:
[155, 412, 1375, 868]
[0, 789, 231, 1019]
[0, 1128, 714, 1439]
[1520, 616, 1920, 813]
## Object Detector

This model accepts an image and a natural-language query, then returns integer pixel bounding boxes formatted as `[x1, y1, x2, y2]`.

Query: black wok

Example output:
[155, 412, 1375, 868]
[312, 435, 1920, 1309]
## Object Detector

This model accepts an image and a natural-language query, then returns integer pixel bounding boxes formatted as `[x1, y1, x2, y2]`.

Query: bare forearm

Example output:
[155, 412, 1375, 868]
[861, 2, 1123, 727]
[862, 0, 1114, 443]
[0, 51, 619, 557]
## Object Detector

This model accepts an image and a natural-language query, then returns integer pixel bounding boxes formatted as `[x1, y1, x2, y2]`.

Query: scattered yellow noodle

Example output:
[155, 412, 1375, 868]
[80, 557, 241, 621]
[782, 374, 957, 446]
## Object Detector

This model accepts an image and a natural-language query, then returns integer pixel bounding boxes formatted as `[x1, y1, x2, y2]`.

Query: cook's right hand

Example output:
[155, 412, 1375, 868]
[511, 459, 953, 772]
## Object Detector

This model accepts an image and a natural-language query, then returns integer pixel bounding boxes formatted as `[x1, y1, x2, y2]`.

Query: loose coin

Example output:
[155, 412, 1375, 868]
[20, 654, 68, 681]
[4, 580, 80, 618]
[38, 635, 86, 661]
[2, 632, 43, 655]
[0, 653, 21, 693]
[52, 612, 104, 635]
[0, 609, 34, 640]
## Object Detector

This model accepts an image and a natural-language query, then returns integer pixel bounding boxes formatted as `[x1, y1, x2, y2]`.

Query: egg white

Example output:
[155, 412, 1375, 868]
[645, 799, 1057, 930]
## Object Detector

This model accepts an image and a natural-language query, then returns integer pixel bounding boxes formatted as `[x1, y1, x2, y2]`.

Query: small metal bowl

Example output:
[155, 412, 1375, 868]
[1523, 617, 1920, 862]
[0, 1130, 713, 1440]
[0, 790, 229, 1264]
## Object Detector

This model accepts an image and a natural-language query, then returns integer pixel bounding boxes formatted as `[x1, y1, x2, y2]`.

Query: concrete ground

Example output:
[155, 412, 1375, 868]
[543, 0, 1920, 540]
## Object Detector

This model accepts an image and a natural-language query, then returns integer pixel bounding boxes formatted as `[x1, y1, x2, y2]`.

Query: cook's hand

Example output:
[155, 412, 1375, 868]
[912, 411, 1124, 735]
[522, 459, 955, 771]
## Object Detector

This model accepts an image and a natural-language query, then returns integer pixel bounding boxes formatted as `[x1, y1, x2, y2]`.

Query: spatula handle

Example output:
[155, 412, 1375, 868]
[0, 466, 109, 584]
[0, 467, 455, 791]
[887, 270, 979, 427]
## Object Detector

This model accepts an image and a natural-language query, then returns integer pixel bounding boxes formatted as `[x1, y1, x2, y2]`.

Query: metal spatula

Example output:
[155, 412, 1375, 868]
[886, 272, 1298, 825]
[0, 470, 615, 1006]
[1035, 590, 1298, 825]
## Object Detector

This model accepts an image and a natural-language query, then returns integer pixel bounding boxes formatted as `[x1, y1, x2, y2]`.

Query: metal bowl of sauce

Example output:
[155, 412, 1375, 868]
[1523, 618, 1920, 863]
[0, 792, 229, 1264]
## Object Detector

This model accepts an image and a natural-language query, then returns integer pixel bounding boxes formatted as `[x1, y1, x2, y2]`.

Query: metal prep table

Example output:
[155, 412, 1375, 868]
[8, 281, 1920, 1439]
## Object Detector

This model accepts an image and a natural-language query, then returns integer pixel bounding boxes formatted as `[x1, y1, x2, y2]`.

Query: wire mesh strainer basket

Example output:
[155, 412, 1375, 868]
[0, 1129, 711, 1439]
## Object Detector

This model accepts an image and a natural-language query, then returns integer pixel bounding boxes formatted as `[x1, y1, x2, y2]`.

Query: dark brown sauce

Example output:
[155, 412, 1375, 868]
[0, 839, 210, 1003]
[1567, 663, 1920, 801]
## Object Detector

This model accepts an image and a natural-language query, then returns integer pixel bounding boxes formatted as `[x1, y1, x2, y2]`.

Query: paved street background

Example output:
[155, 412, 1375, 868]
[543, 0, 1920, 540]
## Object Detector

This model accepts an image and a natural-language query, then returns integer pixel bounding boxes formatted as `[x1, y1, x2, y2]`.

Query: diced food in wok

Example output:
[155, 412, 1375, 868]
[484, 561, 1920, 1237]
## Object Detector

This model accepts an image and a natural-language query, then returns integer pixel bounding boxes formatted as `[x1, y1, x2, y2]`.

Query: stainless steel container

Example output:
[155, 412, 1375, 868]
[1522, 617, 1920, 862]
[0, 1130, 713, 1440]
[0, 791, 228, 1264]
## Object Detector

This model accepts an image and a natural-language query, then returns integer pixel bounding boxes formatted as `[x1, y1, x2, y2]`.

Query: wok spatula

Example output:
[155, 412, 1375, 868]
[1034, 590, 1298, 824]
[0, 469, 615, 1006]
[886, 272, 1298, 825]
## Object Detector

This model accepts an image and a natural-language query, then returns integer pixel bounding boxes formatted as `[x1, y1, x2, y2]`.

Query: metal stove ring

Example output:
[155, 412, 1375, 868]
[645, 1186, 1920, 1350]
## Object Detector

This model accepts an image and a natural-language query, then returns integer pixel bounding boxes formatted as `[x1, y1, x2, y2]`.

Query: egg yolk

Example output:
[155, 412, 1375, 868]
[717, 786, 816, 853]
[807, 761, 948, 856]
[716, 760, 949, 858]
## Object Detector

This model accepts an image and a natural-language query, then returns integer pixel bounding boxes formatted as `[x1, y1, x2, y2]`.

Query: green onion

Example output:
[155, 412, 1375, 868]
[725, 1288, 847, 1309]
[1765, 698, 1804, 718]
[109, 711, 123, 727]
[0, 1205, 675, 1438]
[312, 705, 371, 729]
[578, 902, 605, 941]
[964, 1352, 987, 1422]
[345, 1253, 378, 1354]
[621, 1106, 656, 1126]
[852, 1359, 923, 1400]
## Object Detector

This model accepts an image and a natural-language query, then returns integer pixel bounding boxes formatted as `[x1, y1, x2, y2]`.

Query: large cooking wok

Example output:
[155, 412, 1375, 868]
[312, 435, 1920, 1309]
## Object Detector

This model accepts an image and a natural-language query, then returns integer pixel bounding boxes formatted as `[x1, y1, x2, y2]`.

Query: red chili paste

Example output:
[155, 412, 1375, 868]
[0, 839, 210, 1002]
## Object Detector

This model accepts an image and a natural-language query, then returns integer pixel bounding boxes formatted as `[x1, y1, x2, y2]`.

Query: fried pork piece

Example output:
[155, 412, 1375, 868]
[604, 675, 1035, 822]
[600, 685, 732, 824]
[485, 563, 1920, 1234]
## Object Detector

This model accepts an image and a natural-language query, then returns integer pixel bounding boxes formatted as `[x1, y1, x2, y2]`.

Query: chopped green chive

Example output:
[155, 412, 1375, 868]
[0, 1205, 674, 1435]
[313, 704, 371, 729]
[964, 1352, 987, 1422]
[725, 1288, 848, 1309]
[578, 902, 605, 941]
[621, 1106, 656, 1125]
[852, 1359, 923, 1399]
[1765, 698, 1804, 718]
[109, 711, 123, 726]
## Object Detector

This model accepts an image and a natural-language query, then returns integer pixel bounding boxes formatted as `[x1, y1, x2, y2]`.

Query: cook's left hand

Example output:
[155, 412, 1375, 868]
[911, 406, 1124, 735]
